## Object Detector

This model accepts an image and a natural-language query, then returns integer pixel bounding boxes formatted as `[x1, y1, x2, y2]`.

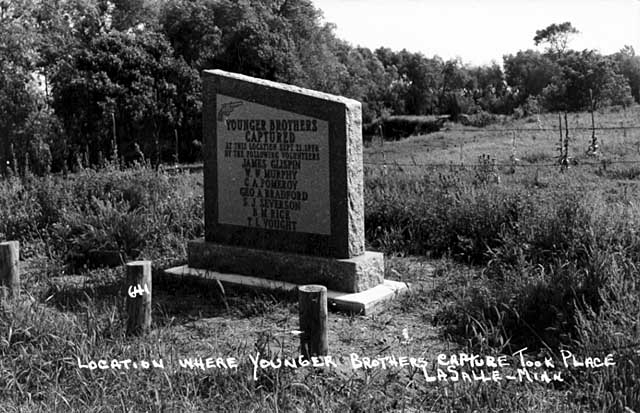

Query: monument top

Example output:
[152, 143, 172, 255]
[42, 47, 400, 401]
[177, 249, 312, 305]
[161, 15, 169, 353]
[203, 69, 361, 107]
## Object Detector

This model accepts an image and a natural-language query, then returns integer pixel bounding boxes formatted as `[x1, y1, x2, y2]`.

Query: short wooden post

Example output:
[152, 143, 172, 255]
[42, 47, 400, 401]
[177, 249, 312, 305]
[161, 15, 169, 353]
[0, 241, 19, 299]
[126, 260, 152, 336]
[298, 285, 328, 359]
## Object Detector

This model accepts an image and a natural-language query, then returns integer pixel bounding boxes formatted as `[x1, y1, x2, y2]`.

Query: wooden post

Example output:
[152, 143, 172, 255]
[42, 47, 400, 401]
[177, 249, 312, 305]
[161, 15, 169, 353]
[588, 88, 598, 156]
[174, 128, 179, 165]
[558, 113, 563, 150]
[0, 241, 19, 299]
[298, 285, 328, 359]
[563, 112, 570, 170]
[126, 261, 152, 336]
[111, 112, 118, 163]
[564, 112, 570, 149]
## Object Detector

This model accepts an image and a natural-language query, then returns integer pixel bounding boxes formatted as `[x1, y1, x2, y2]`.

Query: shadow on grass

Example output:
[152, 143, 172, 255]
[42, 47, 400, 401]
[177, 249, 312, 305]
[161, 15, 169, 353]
[152, 270, 299, 326]
[42, 274, 123, 313]
[41, 267, 299, 327]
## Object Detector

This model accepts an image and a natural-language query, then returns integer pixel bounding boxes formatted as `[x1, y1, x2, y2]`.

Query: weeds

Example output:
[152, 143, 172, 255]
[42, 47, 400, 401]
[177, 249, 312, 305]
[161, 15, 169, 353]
[0, 166, 203, 270]
[2, 107, 640, 411]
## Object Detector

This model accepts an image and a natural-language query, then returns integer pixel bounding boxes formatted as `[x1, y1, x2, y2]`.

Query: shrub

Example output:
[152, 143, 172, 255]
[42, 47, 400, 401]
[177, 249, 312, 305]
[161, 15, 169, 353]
[513, 96, 541, 119]
[435, 190, 640, 353]
[365, 168, 640, 355]
[598, 166, 640, 180]
[572, 254, 640, 412]
[458, 111, 501, 127]
[0, 165, 204, 268]
[54, 196, 152, 269]
[520, 151, 554, 164]
[0, 177, 42, 247]
[377, 116, 446, 140]
[365, 170, 522, 262]
[438, 92, 479, 120]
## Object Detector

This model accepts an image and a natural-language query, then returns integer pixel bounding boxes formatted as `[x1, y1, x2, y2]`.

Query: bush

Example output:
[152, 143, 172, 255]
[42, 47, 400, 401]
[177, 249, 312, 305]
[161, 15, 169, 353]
[377, 116, 446, 140]
[458, 110, 501, 127]
[438, 92, 479, 120]
[520, 151, 553, 164]
[0, 165, 204, 268]
[0, 177, 43, 248]
[54, 196, 153, 269]
[434, 190, 640, 354]
[366, 168, 640, 357]
[572, 255, 640, 412]
[513, 96, 541, 119]
[365, 170, 522, 262]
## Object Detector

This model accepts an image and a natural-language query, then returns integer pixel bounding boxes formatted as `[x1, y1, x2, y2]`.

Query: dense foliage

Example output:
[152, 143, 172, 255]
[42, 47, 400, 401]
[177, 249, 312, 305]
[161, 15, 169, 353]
[0, 163, 203, 267]
[51, 30, 200, 167]
[1, 1, 639, 173]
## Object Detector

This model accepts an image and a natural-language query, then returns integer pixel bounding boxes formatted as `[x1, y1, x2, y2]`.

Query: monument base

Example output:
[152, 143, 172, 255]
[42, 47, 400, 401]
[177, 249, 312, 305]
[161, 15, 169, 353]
[163, 265, 409, 315]
[188, 240, 384, 293]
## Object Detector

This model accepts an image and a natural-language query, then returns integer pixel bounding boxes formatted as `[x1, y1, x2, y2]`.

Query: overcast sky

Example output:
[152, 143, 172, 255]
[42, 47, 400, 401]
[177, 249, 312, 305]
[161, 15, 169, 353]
[312, 0, 640, 66]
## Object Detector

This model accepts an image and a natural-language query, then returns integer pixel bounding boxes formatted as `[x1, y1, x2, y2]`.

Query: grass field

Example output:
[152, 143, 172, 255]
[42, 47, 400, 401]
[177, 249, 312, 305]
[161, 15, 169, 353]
[1, 106, 640, 412]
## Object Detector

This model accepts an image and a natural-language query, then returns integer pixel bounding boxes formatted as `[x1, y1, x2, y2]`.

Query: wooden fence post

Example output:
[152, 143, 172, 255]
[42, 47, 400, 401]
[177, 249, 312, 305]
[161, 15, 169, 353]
[126, 260, 152, 336]
[0, 241, 19, 299]
[298, 285, 328, 359]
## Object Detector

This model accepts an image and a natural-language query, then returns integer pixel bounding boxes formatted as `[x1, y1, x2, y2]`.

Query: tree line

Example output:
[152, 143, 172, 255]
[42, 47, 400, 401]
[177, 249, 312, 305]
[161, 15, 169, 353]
[1, 0, 639, 173]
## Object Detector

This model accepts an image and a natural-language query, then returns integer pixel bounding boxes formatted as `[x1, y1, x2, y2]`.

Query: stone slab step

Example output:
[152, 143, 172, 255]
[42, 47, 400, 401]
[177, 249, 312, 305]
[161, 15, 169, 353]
[164, 265, 409, 315]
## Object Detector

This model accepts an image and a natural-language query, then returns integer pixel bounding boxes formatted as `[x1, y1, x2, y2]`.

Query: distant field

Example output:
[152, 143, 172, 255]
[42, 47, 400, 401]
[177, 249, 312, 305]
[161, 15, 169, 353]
[365, 105, 640, 172]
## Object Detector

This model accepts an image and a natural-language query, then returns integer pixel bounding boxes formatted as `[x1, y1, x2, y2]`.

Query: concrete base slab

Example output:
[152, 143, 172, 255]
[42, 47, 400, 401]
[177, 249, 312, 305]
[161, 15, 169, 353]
[188, 241, 384, 293]
[164, 265, 409, 315]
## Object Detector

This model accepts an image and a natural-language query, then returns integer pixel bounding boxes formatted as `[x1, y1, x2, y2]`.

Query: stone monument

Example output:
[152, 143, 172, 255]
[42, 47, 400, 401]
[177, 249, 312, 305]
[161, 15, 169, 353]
[166, 69, 407, 314]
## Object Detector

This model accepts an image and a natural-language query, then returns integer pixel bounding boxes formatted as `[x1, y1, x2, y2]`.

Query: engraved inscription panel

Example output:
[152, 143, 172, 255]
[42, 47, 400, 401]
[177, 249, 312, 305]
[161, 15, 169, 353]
[216, 94, 331, 235]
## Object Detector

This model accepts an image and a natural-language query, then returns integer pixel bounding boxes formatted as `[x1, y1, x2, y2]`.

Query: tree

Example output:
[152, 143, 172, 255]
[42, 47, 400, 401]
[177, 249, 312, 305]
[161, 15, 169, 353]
[50, 30, 200, 165]
[467, 63, 513, 113]
[110, 0, 143, 29]
[438, 58, 475, 119]
[503, 50, 559, 105]
[33, 0, 110, 102]
[209, 0, 303, 83]
[348, 47, 388, 120]
[390, 50, 442, 115]
[541, 50, 633, 111]
[533, 22, 579, 54]
[294, 22, 345, 92]
[277, 0, 322, 42]
[0, 0, 43, 172]
[612, 46, 640, 103]
[160, 0, 221, 70]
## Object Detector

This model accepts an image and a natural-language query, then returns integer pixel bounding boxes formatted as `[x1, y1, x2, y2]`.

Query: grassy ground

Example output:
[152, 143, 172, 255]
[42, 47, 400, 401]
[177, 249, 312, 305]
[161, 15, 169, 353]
[1, 106, 640, 412]
[1, 258, 591, 412]
[365, 105, 640, 168]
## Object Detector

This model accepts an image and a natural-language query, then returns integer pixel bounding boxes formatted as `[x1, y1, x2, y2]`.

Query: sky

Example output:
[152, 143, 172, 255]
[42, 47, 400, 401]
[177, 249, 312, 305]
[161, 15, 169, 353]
[312, 0, 640, 66]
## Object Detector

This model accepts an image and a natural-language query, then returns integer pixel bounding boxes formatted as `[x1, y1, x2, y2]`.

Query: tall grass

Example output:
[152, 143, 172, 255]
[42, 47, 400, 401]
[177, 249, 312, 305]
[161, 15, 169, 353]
[2, 106, 640, 410]
[0, 164, 204, 269]
[366, 168, 531, 262]
[364, 165, 640, 411]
